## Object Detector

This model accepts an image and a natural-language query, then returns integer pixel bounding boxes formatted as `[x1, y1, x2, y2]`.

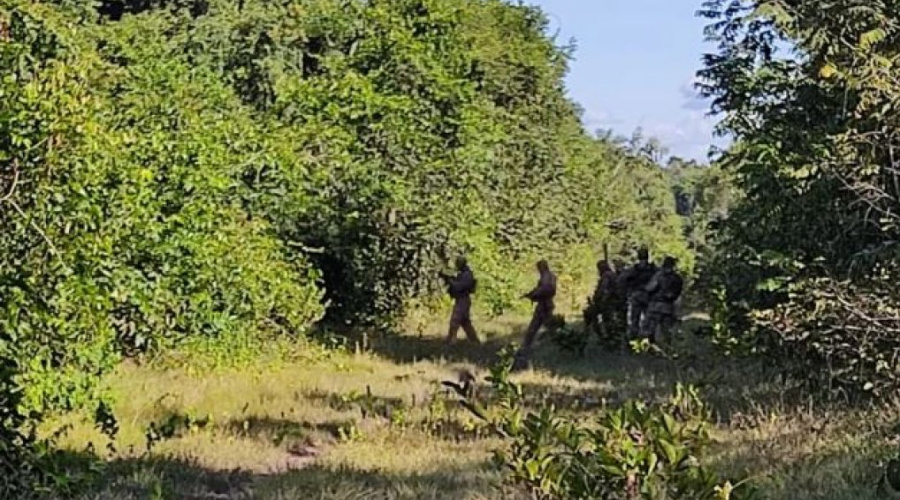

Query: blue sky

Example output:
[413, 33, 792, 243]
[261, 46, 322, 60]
[528, 0, 722, 161]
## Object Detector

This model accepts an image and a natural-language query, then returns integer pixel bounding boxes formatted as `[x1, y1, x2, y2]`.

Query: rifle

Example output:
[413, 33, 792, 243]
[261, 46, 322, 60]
[439, 272, 456, 293]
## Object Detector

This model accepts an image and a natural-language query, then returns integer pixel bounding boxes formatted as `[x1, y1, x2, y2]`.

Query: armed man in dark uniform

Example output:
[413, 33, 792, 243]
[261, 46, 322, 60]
[584, 260, 627, 347]
[618, 247, 658, 340]
[441, 256, 480, 345]
[513, 260, 557, 370]
[644, 256, 684, 344]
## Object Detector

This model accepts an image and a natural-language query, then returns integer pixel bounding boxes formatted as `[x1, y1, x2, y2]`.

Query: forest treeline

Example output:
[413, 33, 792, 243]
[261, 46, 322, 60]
[0, 0, 692, 491]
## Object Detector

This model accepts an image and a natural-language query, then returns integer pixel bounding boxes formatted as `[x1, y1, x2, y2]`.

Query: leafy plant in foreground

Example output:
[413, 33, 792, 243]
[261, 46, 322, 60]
[447, 349, 753, 499]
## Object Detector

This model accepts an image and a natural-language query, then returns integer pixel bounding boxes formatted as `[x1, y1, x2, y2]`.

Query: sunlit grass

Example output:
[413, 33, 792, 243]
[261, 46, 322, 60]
[47, 309, 900, 500]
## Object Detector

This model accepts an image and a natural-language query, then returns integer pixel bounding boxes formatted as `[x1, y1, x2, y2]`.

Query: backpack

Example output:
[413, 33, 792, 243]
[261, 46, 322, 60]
[661, 273, 683, 302]
[621, 262, 656, 291]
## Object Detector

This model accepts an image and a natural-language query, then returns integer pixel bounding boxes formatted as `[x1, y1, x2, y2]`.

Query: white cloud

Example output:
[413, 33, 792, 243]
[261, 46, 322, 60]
[583, 108, 726, 162]
[679, 76, 712, 112]
[576, 74, 729, 162]
[582, 109, 623, 130]
[576, 75, 727, 162]
[642, 110, 724, 161]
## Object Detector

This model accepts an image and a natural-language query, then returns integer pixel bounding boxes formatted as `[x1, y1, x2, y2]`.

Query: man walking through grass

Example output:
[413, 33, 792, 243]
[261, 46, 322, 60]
[513, 260, 557, 370]
[441, 256, 480, 346]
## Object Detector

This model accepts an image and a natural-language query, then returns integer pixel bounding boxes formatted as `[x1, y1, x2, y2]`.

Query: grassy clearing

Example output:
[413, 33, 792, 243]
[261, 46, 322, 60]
[46, 308, 899, 500]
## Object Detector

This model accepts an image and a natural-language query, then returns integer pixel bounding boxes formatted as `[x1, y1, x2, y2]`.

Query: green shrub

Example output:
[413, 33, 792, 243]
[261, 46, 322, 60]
[548, 317, 590, 357]
[0, 1, 325, 414]
[449, 349, 753, 500]
[750, 269, 900, 400]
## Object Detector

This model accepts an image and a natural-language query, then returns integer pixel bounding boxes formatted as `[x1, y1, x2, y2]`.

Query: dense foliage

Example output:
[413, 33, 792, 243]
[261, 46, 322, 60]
[699, 0, 900, 398]
[0, 0, 689, 492]
[667, 157, 734, 255]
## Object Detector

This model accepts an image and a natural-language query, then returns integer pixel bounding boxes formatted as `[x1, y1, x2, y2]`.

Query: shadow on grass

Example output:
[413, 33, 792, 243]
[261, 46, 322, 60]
[360, 317, 677, 390]
[222, 415, 351, 444]
[710, 431, 889, 500]
[362, 330, 515, 367]
[357, 314, 809, 426]
[53, 423, 891, 500]
[301, 388, 406, 414]
[59, 452, 503, 500]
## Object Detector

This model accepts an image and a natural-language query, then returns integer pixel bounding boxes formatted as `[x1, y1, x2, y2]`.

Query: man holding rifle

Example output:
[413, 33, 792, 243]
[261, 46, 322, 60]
[441, 256, 480, 345]
[513, 259, 557, 370]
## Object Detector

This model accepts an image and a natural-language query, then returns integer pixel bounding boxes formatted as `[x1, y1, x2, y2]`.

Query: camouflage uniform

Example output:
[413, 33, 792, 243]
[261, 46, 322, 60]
[445, 261, 479, 344]
[644, 258, 684, 344]
[584, 261, 626, 348]
[619, 251, 658, 339]
[514, 261, 557, 369]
